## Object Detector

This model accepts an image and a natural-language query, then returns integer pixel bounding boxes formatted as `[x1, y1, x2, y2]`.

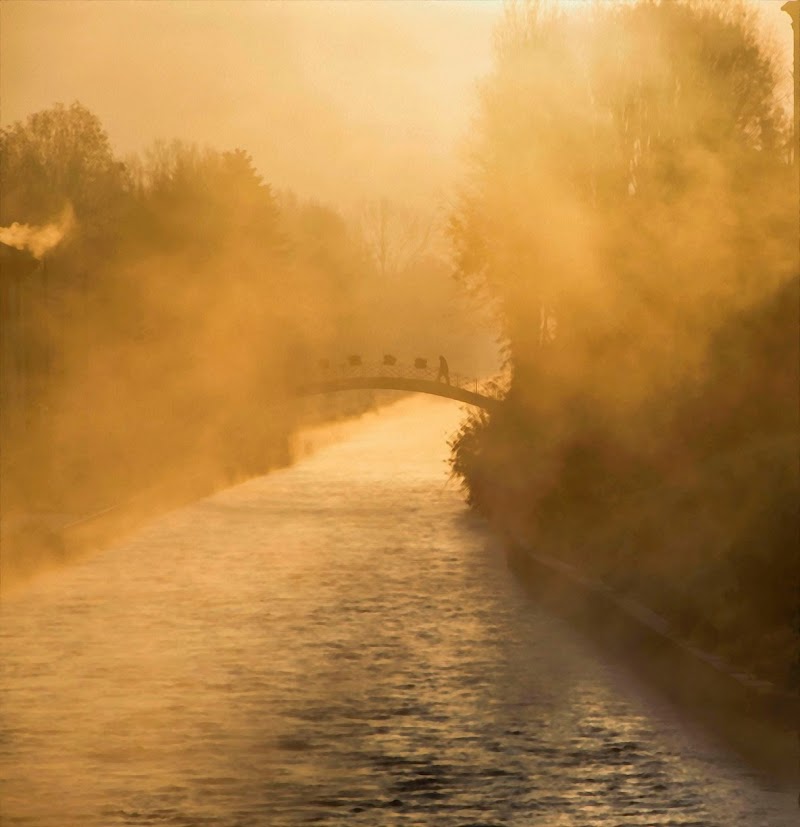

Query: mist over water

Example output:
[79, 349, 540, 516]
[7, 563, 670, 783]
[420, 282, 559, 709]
[0, 399, 795, 826]
[1, 0, 798, 821]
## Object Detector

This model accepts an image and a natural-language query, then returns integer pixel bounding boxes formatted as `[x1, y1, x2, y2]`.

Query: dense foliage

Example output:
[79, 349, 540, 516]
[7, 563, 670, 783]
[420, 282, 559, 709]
[449, 0, 798, 687]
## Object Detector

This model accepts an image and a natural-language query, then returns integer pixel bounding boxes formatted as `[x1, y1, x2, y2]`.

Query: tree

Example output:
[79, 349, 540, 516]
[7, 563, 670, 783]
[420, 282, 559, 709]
[359, 198, 436, 279]
[135, 141, 282, 257]
[450, 0, 792, 404]
[0, 101, 128, 232]
[447, 3, 798, 691]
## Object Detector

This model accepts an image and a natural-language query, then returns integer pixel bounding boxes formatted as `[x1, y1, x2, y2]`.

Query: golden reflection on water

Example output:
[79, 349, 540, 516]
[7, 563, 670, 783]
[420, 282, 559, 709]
[0, 399, 796, 825]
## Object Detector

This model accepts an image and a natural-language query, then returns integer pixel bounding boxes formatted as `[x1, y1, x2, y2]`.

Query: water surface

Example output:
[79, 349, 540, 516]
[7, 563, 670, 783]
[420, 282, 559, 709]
[0, 397, 795, 825]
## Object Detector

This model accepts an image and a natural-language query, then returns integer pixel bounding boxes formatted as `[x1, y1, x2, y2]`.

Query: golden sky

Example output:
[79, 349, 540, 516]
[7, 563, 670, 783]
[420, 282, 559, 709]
[0, 0, 502, 209]
[0, 1, 793, 210]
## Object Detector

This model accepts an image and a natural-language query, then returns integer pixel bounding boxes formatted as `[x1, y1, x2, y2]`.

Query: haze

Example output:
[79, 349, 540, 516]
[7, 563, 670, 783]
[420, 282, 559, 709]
[0, 0, 503, 208]
[1, 1, 791, 210]
[1, 0, 798, 823]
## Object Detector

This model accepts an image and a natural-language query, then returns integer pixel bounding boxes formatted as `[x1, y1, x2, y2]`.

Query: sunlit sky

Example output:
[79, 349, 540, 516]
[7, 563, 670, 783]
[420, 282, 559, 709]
[0, 1, 793, 210]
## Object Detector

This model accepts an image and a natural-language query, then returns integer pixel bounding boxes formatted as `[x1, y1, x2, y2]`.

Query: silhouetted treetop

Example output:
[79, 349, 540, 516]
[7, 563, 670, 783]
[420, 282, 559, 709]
[0, 101, 128, 229]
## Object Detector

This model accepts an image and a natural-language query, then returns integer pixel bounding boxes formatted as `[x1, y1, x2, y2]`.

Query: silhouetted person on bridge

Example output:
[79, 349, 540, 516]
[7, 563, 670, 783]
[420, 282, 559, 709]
[436, 355, 450, 385]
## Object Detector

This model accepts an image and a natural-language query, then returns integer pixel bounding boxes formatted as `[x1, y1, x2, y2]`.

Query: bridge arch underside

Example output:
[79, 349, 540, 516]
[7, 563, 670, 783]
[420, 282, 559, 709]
[296, 377, 499, 412]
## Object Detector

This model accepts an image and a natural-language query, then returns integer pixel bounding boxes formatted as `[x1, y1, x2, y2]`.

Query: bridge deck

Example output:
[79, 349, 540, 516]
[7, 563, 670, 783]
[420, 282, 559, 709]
[296, 376, 499, 412]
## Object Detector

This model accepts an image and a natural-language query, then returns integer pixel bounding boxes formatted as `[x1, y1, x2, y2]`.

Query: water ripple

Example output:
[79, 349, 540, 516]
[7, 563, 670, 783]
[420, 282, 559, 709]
[0, 400, 795, 825]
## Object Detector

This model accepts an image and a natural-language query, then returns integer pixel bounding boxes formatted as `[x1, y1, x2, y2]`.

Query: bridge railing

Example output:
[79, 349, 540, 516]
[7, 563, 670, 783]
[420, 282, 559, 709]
[307, 358, 485, 395]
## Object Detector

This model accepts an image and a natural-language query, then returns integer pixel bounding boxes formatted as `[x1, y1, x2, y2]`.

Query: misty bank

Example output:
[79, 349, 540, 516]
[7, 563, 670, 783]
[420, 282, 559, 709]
[446, 0, 799, 785]
[0, 388, 388, 596]
[502, 518, 798, 786]
[0, 100, 492, 594]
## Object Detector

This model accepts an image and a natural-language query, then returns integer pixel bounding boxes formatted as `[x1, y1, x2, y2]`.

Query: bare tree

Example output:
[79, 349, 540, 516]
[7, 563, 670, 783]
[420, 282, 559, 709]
[358, 198, 437, 278]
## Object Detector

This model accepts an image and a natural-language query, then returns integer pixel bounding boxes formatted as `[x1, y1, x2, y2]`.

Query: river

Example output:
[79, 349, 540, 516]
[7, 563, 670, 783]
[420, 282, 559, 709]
[0, 397, 795, 826]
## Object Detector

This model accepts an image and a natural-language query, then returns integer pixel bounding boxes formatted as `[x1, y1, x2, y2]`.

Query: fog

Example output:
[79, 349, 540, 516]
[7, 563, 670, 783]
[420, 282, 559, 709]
[0, 0, 503, 210]
[1, 3, 799, 822]
[0, 205, 74, 259]
[0, 0, 797, 743]
[1, 4, 507, 588]
[5, 1, 789, 207]
[446, 0, 797, 702]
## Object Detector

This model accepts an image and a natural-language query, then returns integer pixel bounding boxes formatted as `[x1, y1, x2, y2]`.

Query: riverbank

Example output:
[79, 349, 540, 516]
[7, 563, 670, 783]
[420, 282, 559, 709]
[502, 530, 798, 786]
[3, 394, 796, 826]
[0, 389, 394, 596]
[455, 425, 800, 785]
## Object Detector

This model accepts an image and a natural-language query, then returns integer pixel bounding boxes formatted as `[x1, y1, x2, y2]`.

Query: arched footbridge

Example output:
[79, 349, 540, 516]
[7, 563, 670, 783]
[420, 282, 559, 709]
[296, 358, 501, 413]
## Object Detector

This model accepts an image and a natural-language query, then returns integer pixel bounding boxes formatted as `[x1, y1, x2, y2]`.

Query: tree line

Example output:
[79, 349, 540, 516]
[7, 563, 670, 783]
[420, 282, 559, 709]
[0, 102, 477, 531]
[448, 0, 798, 688]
